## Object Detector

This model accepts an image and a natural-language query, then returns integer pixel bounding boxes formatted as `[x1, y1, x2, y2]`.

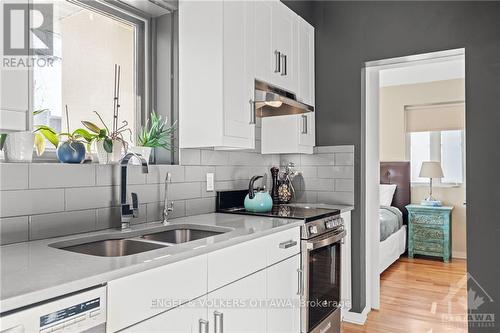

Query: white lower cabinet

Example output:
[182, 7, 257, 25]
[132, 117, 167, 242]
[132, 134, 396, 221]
[207, 270, 267, 333]
[266, 254, 301, 333]
[107, 228, 302, 332]
[121, 296, 207, 333]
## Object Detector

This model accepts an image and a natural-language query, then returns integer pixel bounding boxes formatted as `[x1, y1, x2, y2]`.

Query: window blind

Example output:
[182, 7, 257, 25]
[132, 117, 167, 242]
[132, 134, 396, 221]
[405, 102, 465, 132]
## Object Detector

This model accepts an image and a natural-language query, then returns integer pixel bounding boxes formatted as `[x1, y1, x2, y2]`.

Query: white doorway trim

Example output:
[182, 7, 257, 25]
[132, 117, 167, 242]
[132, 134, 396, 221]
[361, 48, 465, 313]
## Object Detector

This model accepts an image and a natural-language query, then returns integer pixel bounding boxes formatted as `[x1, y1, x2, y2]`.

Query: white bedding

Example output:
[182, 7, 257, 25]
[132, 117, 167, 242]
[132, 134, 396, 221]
[379, 206, 407, 274]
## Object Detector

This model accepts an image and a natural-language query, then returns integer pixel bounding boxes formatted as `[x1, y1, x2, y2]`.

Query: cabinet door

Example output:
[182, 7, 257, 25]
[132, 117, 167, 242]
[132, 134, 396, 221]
[266, 254, 301, 333]
[223, 0, 255, 147]
[297, 17, 315, 106]
[1, 68, 30, 131]
[298, 112, 315, 151]
[254, 0, 274, 84]
[208, 270, 267, 333]
[121, 296, 207, 333]
[271, 1, 297, 92]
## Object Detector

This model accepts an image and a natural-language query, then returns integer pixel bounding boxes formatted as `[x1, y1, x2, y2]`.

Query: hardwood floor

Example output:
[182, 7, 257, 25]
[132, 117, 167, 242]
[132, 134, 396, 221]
[342, 257, 468, 333]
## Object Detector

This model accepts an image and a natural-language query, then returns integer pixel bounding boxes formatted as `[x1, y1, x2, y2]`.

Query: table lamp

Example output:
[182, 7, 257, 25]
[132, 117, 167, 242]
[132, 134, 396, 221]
[419, 161, 444, 206]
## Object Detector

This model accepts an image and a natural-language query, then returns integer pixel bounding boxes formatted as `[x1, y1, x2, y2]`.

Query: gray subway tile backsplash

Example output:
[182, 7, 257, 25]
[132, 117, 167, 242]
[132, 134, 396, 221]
[30, 164, 96, 189]
[0, 163, 29, 190]
[0, 216, 29, 245]
[30, 210, 97, 240]
[0, 145, 354, 243]
[0, 189, 65, 217]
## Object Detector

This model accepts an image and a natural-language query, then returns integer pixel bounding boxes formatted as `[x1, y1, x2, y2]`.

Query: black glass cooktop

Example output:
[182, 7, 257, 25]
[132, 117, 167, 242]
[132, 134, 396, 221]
[219, 205, 339, 222]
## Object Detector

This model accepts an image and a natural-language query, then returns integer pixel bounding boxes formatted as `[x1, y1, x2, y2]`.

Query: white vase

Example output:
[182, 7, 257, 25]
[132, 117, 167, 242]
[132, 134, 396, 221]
[4, 132, 34, 162]
[95, 140, 124, 164]
[128, 146, 152, 165]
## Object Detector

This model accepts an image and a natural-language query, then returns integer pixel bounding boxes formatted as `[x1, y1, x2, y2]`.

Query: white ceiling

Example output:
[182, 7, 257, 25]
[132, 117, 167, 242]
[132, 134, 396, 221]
[379, 57, 465, 87]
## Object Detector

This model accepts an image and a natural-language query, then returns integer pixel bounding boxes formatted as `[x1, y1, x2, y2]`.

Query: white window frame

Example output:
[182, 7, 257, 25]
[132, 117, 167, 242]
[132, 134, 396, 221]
[406, 130, 465, 187]
[29, 0, 151, 161]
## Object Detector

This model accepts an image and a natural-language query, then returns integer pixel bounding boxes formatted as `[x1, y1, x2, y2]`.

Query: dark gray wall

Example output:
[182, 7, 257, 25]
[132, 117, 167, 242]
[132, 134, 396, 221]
[284, 1, 500, 329]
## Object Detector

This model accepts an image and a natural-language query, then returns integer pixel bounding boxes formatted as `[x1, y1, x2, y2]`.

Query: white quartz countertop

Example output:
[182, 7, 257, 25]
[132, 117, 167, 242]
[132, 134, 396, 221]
[0, 213, 302, 313]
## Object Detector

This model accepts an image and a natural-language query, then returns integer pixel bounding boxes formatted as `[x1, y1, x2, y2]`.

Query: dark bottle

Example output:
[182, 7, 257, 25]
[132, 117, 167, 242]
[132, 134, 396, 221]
[270, 167, 280, 203]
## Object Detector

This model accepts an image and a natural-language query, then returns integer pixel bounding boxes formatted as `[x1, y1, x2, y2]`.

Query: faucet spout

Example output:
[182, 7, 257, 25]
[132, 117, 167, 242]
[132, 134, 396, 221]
[120, 152, 149, 229]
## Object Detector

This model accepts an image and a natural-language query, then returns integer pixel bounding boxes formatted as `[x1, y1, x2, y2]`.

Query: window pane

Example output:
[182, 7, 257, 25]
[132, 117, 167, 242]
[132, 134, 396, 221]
[33, 1, 136, 142]
[441, 130, 463, 184]
[410, 132, 430, 183]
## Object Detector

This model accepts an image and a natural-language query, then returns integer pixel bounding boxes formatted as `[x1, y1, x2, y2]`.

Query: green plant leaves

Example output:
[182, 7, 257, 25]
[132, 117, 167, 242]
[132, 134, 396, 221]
[103, 137, 113, 153]
[82, 121, 101, 134]
[73, 128, 95, 142]
[137, 112, 176, 150]
[35, 125, 59, 148]
[0, 134, 7, 150]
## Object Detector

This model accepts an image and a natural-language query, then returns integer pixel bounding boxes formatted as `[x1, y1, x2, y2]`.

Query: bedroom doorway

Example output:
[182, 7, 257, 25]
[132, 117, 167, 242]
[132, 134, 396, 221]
[362, 48, 467, 321]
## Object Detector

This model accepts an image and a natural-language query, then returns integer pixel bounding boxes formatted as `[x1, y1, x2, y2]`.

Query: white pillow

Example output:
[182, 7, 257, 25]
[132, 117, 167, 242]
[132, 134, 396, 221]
[380, 184, 397, 206]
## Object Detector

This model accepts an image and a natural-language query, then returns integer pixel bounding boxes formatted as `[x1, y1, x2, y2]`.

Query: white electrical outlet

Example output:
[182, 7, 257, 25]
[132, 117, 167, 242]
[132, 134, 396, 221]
[206, 172, 214, 191]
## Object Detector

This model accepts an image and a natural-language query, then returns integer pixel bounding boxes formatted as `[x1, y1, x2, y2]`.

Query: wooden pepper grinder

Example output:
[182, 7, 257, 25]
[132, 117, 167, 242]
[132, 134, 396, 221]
[270, 167, 280, 204]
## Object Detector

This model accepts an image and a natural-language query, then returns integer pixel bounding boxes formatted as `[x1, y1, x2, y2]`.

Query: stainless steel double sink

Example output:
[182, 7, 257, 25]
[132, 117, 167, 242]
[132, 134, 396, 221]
[50, 225, 231, 257]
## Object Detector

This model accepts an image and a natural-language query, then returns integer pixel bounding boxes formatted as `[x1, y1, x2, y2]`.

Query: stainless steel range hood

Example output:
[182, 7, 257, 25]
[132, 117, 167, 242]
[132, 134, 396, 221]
[254, 80, 314, 118]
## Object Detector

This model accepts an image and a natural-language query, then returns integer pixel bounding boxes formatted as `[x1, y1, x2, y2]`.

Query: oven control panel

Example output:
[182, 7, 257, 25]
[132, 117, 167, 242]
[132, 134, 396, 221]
[302, 215, 343, 239]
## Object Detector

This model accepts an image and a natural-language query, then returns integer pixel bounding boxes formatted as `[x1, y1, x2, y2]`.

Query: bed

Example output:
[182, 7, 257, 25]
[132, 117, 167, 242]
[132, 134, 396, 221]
[379, 162, 410, 273]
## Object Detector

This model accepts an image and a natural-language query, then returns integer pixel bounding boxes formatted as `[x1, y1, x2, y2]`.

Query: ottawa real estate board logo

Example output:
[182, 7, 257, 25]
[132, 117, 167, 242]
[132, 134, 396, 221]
[2, 2, 53, 67]
[439, 273, 495, 329]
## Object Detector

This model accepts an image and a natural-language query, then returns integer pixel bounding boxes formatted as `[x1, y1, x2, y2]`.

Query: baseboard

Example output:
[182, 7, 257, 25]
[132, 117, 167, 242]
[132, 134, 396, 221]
[453, 251, 467, 259]
[342, 306, 370, 325]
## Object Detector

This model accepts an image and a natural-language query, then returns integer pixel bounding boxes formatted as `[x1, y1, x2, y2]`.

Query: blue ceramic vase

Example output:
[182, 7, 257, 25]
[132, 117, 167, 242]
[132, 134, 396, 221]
[57, 141, 86, 164]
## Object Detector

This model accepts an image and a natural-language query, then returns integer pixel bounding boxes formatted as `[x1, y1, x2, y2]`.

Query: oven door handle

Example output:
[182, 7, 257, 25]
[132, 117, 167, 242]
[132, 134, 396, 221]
[306, 230, 346, 250]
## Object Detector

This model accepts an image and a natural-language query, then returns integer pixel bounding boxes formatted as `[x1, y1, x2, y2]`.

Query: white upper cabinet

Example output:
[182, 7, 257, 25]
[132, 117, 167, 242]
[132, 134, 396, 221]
[297, 16, 315, 106]
[179, 0, 255, 149]
[261, 13, 316, 155]
[179, 0, 314, 153]
[255, 1, 298, 93]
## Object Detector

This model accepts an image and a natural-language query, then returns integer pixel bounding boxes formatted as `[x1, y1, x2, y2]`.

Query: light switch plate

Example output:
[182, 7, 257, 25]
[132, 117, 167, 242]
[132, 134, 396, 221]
[206, 173, 214, 191]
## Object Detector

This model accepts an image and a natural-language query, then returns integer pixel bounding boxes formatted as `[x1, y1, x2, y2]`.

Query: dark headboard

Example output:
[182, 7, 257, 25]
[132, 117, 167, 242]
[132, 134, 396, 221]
[380, 162, 411, 223]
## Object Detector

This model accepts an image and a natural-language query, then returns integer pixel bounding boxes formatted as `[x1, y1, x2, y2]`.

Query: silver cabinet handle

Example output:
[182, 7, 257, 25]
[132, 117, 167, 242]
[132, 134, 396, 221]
[297, 268, 303, 295]
[281, 54, 287, 76]
[249, 99, 256, 124]
[274, 50, 281, 73]
[279, 240, 297, 249]
[214, 311, 223, 333]
[301, 114, 308, 134]
[199, 319, 209, 333]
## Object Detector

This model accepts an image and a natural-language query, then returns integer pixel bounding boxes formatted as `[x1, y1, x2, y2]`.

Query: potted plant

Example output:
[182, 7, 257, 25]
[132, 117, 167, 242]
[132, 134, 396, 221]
[55, 106, 95, 164]
[129, 112, 176, 163]
[82, 111, 131, 164]
[1, 109, 57, 162]
[81, 64, 132, 164]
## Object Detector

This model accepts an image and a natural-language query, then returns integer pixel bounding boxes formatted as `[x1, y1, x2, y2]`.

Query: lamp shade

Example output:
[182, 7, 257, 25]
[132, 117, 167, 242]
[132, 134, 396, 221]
[419, 161, 444, 178]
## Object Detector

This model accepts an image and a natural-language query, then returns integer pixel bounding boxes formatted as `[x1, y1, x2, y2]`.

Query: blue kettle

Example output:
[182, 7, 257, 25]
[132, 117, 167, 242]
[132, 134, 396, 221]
[244, 175, 273, 212]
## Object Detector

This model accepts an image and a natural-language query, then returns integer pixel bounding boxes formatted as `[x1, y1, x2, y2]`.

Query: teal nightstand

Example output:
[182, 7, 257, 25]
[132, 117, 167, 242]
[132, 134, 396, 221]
[406, 204, 454, 262]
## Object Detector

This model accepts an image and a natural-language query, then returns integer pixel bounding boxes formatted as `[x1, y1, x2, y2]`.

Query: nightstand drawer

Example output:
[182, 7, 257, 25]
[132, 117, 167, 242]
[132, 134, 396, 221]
[412, 225, 444, 242]
[410, 213, 445, 226]
[413, 240, 444, 253]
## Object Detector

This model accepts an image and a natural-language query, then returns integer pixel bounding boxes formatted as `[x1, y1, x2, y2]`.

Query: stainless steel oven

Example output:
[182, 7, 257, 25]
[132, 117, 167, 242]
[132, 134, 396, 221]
[301, 217, 345, 333]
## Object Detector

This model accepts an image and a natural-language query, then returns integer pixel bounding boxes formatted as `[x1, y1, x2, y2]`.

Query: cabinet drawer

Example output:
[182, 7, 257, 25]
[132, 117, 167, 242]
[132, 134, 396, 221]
[413, 225, 444, 242]
[413, 240, 444, 254]
[208, 235, 267, 292]
[264, 226, 301, 265]
[410, 213, 445, 226]
[107, 255, 207, 332]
